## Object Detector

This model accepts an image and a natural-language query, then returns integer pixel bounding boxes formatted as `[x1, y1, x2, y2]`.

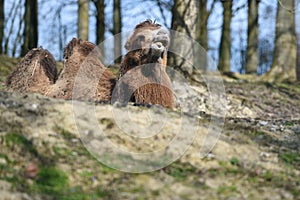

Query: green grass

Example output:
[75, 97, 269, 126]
[260, 170, 273, 182]
[0, 153, 9, 161]
[101, 165, 118, 174]
[279, 152, 300, 166]
[284, 121, 295, 126]
[230, 157, 240, 166]
[0, 132, 112, 199]
[217, 185, 237, 194]
[3, 133, 38, 156]
[78, 170, 94, 178]
[0, 55, 20, 77]
[0, 76, 6, 91]
[59, 129, 75, 140]
[0, 163, 16, 182]
[0, 154, 21, 184]
[35, 167, 68, 194]
[164, 163, 199, 181]
[32, 167, 111, 199]
[53, 146, 63, 155]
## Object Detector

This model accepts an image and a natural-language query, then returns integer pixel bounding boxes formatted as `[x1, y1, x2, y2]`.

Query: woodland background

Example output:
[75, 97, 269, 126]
[0, 0, 300, 81]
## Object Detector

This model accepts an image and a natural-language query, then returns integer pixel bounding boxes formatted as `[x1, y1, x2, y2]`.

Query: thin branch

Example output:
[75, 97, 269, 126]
[232, 2, 247, 16]
[4, 0, 22, 54]
[208, 0, 218, 16]
[12, 4, 24, 57]
[155, 0, 168, 27]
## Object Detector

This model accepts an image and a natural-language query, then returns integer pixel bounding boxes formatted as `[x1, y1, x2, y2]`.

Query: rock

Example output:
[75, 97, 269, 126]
[24, 163, 39, 179]
[0, 191, 33, 200]
[0, 180, 11, 190]
[259, 121, 268, 126]
[0, 158, 7, 165]
[259, 152, 270, 161]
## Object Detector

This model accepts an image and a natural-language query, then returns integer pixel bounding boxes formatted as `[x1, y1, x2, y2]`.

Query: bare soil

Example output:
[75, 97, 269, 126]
[0, 56, 299, 199]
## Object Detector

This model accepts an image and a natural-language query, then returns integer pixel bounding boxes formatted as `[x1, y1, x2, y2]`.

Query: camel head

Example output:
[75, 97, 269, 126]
[124, 19, 169, 66]
[116, 20, 174, 108]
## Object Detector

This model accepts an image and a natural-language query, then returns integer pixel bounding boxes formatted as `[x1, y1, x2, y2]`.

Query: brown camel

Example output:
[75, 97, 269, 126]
[6, 38, 116, 103]
[6, 20, 173, 108]
[115, 19, 174, 108]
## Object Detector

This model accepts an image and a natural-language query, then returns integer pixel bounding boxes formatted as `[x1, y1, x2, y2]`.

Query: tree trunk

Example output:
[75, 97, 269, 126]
[218, 0, 232, 72]
[245, 0, 259, 74]
[21, 0, 38, 56]
[113, 0, 122, 63]
[0, 0, 4, 54]
[78, 0, 89, 41]
[94, 0, 105, 61]
[195, 0, 216, 71]
[171, 0, 198, 39]
[169, 0, 198, 76]
[297, 41, 300, 81]
[264, 0, 297, 82]
[297, 1, 300, 81]
[94, 0, 105, 45]
[196, 0, 209, 50]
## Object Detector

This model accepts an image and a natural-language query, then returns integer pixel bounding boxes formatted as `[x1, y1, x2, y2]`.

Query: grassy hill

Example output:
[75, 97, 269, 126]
[0, 55, 299, 199]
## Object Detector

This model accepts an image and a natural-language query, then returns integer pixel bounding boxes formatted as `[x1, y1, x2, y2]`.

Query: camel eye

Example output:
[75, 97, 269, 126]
[161, 40, 168, 47]
[137, 35, 145, 42]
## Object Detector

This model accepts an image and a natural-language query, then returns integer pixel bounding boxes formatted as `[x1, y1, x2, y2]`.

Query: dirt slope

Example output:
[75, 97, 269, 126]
[0, 56, 299, 199]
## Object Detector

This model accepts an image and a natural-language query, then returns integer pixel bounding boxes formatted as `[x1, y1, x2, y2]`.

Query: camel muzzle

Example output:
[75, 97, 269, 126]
[151, 42, 165, 60]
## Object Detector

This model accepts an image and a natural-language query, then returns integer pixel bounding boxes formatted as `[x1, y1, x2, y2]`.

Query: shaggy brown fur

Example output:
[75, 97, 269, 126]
[48, 38, 116, 102]
[6, 21, 172, 107]
[7, 38, 116, 102]
[117, 20, 174, 108]
[6, 47, 57, 95]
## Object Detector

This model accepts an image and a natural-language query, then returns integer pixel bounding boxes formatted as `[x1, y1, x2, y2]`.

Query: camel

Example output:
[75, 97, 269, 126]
[6, 39, 116, 103]
[6, 20, 174, 108]
[114, 19, 174, 108]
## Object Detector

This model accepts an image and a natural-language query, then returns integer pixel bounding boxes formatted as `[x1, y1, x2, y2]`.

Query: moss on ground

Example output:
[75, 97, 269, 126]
[279, 152, 300, 167]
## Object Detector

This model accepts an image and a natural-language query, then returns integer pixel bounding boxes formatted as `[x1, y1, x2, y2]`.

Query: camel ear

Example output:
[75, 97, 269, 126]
[125, 34, 145, 51]
[125, 40, 131, 50]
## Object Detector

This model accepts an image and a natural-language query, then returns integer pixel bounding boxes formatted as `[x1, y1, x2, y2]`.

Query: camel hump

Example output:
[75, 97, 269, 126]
[49, 38, 116, 102]
[63, 38, 96, 60]
[6, 47, 57, 94]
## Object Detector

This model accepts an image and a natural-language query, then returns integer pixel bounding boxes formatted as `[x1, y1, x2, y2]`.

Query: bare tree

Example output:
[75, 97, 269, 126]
[21, 0, 38, 56]
[12, 2, 24, 57]
[196, 0, 216, 50]
[297, 40, 300, 81]
[0, 0, 4, 54]
[113, 0, 122, 63]
[264, 0, 297, 82]
[195, 0, 216, 72]
[93, 0, 105, 45]
[4, 0, 17, 55]
[218, 0, 233, 72]
[245, 0, 260, 74]
[78, 0, 89, 40]
[171, 0, 198, 39]
[169, 0, 198, 76]
[297, 0, 300, 81]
